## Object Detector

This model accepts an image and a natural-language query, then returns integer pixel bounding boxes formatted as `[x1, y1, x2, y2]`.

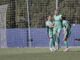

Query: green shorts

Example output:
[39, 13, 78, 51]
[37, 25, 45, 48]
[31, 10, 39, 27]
[47, 28, 53, 38]
[53, 27, 62, 33]
[48, 30, 53, 37]
[64, 29, 71, 38]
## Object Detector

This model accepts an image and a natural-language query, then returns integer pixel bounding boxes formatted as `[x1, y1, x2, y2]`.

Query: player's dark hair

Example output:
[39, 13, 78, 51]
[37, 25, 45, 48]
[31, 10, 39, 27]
[61, 17, 66, 27]
[62, 16, 66, 20]
[44, 15, 51, 21]
[44, 16, 48, 21]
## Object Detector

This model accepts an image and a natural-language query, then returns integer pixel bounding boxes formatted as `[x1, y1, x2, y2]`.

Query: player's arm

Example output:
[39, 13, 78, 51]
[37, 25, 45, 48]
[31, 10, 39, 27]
[64, 24, 68, 34]
[59, 14, 63, 20]
[65, 24, 68, 31]
[61, 16, 63, 22]
[46, 22, 54, 28]
[67, 21, 71, 28]
[48, 24, 58, 28]
[53, 24, 58, 27]
[52, 20, 58, 27]
[48, 25, 54, 28]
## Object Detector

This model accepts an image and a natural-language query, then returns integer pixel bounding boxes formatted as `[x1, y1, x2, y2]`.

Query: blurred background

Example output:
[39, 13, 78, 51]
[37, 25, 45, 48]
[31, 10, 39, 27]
[0, 0, 80, 28]
[0, 0, 80, 48]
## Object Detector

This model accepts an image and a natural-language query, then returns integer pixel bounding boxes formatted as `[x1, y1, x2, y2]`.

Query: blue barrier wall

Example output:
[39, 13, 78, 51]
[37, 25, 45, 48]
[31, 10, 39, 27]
[6, 24, 80, 48]
[7, 29, 28, 48]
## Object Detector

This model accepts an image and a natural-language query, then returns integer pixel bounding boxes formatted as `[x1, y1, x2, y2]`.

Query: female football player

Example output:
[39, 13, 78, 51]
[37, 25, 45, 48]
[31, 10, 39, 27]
[62, 17, 71, 52]
[45, 16, 57, 52]
[53, 10, 62, 50]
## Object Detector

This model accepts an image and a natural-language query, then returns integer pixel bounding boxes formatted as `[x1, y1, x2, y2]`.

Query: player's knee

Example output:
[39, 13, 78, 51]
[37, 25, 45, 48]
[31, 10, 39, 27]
[63, 37, 67, 41]
[53, 30, 56, 35]
[56, 33, 60, 37]
[57, 32, 60, 35]
[53, 32, 56, 35]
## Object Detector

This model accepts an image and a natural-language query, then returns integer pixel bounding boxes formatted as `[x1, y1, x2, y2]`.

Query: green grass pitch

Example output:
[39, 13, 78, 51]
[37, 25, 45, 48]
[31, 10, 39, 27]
[0, 47, 80, 60]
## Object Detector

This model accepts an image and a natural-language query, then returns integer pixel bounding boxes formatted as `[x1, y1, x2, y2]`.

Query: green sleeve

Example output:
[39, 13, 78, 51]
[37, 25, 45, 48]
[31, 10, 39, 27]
[46, 21, 49, 27]
[59, 14, 62, 19]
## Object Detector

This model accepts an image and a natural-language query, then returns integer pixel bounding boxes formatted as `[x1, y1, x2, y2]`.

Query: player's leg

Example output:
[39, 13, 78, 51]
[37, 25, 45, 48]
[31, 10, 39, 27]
[49, 37, 53, 52]
[53, 29, 56, 47]
[49, 31, 53, 52]
[63, 36, 68, 48]
[52, 29, 57, 51]
[56, 32, 60, 50]
[67, 29, 71, 38]
[56, 32, 60, 44]
[63, 31, 70, 52]
[52, 35, 56, 47]
[56, 28, 61, 50]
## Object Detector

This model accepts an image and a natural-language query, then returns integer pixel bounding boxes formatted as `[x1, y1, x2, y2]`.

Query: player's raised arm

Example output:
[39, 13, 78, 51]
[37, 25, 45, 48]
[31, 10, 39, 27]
[52, 10, 62, 50]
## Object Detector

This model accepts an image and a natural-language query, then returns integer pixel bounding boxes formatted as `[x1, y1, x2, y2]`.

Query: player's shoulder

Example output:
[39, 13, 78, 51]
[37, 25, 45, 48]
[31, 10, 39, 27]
[63, 20, 69, 24]
[46, 21, 51, 24]
[59, 14, 62, 17]
[63, 20, 66, 22]
[53, 15, 56, 17]
[45, 21, 49, 26]
[46, 21, 48, 24]
[64, 20, 69, 22]
[53, 15, 57, 19]
[62, 20, 66, 23]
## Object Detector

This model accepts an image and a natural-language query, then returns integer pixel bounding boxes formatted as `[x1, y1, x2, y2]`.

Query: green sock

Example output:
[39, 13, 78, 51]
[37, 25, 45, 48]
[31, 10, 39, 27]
[49, 39, 53, 48]
[64, 41, 68, 48]
[56, 34, 60, 44]
[52, 36, 56, 47]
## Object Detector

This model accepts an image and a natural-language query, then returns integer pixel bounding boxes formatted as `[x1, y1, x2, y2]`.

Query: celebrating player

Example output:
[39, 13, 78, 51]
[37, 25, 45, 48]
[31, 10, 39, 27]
[62, 17, 71, 52]
[53, 10, 62, 50]
[45, 16, 57, 52]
